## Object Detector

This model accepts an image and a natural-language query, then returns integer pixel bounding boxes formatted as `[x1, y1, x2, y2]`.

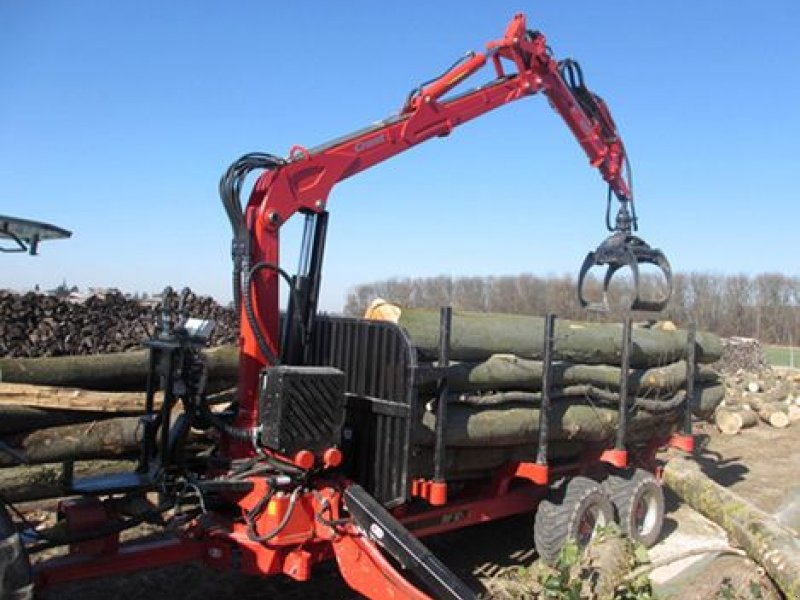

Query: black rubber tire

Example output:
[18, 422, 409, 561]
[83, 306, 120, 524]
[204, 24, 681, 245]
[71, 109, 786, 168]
[603, 468, 665, 548]
[0, 506, 32, 600]
[533, 476, 615, 565]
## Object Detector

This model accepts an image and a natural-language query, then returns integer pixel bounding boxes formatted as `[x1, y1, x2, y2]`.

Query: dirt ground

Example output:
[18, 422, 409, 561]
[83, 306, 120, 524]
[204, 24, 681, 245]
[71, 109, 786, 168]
[36, 417, 800, 599]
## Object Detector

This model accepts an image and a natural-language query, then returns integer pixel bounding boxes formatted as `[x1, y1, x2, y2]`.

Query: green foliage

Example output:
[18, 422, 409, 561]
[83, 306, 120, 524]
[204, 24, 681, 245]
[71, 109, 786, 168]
[489, 526, 657, 599]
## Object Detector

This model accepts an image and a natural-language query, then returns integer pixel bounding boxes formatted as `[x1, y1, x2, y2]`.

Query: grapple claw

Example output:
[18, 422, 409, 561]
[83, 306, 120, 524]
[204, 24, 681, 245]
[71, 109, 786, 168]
[577, 231, 672, 312]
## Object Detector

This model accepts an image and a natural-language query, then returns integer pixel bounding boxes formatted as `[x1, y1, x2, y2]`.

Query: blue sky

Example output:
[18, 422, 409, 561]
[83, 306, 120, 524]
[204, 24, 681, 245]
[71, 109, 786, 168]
[2, 1, 799, 311]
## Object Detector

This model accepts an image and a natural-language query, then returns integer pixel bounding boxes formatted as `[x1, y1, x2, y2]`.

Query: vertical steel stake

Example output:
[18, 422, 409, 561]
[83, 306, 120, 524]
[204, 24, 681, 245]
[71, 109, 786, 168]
[433, 306, 452, 484]
[683, 323, 697, 436]
[615, 317, 633, 451]
[536, 314, 556, 466]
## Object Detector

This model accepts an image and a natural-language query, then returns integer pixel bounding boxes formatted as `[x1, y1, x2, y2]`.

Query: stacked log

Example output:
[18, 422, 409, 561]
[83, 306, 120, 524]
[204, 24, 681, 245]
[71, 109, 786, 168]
[366, 307, 726, 477]
[714, 363, 799, 434]
[0, 345, 238, 391]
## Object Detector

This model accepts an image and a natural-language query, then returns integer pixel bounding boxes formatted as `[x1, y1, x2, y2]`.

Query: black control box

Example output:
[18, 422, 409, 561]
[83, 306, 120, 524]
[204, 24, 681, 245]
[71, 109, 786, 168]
[258, 366, 346, 457]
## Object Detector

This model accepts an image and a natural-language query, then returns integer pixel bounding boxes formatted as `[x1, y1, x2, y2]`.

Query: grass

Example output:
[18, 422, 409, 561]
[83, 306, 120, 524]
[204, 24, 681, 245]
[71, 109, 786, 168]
[764, 344, 800, 368]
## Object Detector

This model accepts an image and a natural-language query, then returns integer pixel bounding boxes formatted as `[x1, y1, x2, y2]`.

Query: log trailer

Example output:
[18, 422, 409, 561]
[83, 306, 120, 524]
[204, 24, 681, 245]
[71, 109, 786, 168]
[0, 13, 688, 600]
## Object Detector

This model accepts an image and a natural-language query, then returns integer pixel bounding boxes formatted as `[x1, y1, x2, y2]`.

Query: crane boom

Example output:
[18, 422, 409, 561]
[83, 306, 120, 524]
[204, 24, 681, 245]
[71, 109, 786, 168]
[220, 12, 671, 446]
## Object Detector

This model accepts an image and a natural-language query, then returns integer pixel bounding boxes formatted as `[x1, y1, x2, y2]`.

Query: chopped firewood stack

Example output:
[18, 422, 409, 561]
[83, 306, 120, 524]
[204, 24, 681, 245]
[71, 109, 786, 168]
[0, 289, 238, 357]
[712, 364, 800, 434]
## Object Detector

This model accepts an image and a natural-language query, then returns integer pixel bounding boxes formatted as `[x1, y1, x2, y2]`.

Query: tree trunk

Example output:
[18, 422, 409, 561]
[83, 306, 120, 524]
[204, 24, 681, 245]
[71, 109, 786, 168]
[0, 460, 137, 502]
[663, 457, 800, 599]
[714, 407, 758, 435]
[0, 345, 238, 391]
[417, 401, 680, 448]
[0, 405, 131, 435]
[691, 384, 726, 421]
[0, 416, 143, 466]
[430, 355, 721, 395]
[0, 382, 156, 412]
[396, 308, 722, 368]
[757, 403, 790, 429]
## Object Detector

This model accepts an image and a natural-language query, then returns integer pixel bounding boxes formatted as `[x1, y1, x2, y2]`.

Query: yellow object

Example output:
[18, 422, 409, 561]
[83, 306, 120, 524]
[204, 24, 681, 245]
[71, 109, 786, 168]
[364, 298, 402, 323]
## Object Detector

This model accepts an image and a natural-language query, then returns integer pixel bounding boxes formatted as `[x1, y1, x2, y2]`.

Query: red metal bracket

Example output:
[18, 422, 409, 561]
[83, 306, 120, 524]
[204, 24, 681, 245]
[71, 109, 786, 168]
[600, 448, 629, 469]
[491, 461, 549, 496]
[332, 529, 433, 600]
[668, 433, 695, 453]
[58, 497, 119, 556]
[411, 479, 448, 506]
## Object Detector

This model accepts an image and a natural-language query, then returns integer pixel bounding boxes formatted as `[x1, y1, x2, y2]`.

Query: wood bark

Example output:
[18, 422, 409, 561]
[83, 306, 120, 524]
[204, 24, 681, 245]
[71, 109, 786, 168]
[691, 384, 726, 420]
[714, 407, 758, 435]
[0, 382, 156, 412]
[0, 416, 144, 466]
[756, 403, 790, 429]
[663, 457, 800, 599]
[0, 460, 137, 502]
[430, 356, 704, 395]
[397, 308, 722, 368]
[416, 401, 680, 448]
[0, 344, 238, 390]
[0, 405, 128, 435]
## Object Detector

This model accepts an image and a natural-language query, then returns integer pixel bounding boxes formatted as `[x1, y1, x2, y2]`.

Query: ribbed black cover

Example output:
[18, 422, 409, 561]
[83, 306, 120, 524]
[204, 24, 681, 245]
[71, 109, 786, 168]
[306, 316, 417, 506]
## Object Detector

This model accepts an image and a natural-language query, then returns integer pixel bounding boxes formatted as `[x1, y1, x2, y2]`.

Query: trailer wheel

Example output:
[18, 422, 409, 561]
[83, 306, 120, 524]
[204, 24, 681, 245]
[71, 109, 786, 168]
[0, 505, 32, 600]
[533, 476, 614, 565]
[604, 468, 664, 547]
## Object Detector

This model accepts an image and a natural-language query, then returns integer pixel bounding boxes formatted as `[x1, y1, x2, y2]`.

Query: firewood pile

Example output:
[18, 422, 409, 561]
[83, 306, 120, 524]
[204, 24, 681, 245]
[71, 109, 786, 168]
[712, 336, 769, 374]
[0, 289, 238, 358]
[713, 367, 800, 434]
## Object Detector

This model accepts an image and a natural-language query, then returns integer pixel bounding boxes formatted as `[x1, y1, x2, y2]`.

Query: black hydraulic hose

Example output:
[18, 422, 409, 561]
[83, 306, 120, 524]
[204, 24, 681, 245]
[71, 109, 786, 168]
[218, 152, 286, 321]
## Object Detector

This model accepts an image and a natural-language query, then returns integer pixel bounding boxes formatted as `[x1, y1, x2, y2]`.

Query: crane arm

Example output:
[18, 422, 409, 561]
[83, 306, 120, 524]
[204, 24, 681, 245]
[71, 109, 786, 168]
[221, 13, 670, 445]
[248, 14, 629, 229]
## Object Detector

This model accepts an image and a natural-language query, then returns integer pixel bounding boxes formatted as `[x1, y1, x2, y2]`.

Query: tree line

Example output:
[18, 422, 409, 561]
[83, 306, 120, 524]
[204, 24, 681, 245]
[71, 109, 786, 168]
[343, 272, 800, 345]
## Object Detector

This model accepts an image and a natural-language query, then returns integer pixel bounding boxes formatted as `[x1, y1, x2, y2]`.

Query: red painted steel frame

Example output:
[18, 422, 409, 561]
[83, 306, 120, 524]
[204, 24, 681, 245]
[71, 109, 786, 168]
[34, 442, 677, 598]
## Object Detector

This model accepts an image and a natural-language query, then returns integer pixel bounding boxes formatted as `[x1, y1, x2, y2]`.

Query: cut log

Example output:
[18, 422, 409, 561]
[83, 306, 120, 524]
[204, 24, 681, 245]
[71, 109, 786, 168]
[757, 403, 790, 429]
[432, 356, 698, 395]
[663, 457, 800, 599]
[691, 384, 726, 421]
[714, 407, 758, 435]
[0, 460, 138, 502]
[0, 345, 238, 391]
[0, 416, 144, 466]
[395, 308, 722, 368]
[0, 405, 130, 435]
[417, 401, 680, 448]
[0, 382, 156, 412]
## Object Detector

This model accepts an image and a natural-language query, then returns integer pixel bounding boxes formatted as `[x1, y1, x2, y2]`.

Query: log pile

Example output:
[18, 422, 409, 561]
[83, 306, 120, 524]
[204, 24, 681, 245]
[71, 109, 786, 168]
[0, 289, 238, 358]
[712, 365, 800, 434]
[0, 288, 237, 502]
[364, 306, 726, 475]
